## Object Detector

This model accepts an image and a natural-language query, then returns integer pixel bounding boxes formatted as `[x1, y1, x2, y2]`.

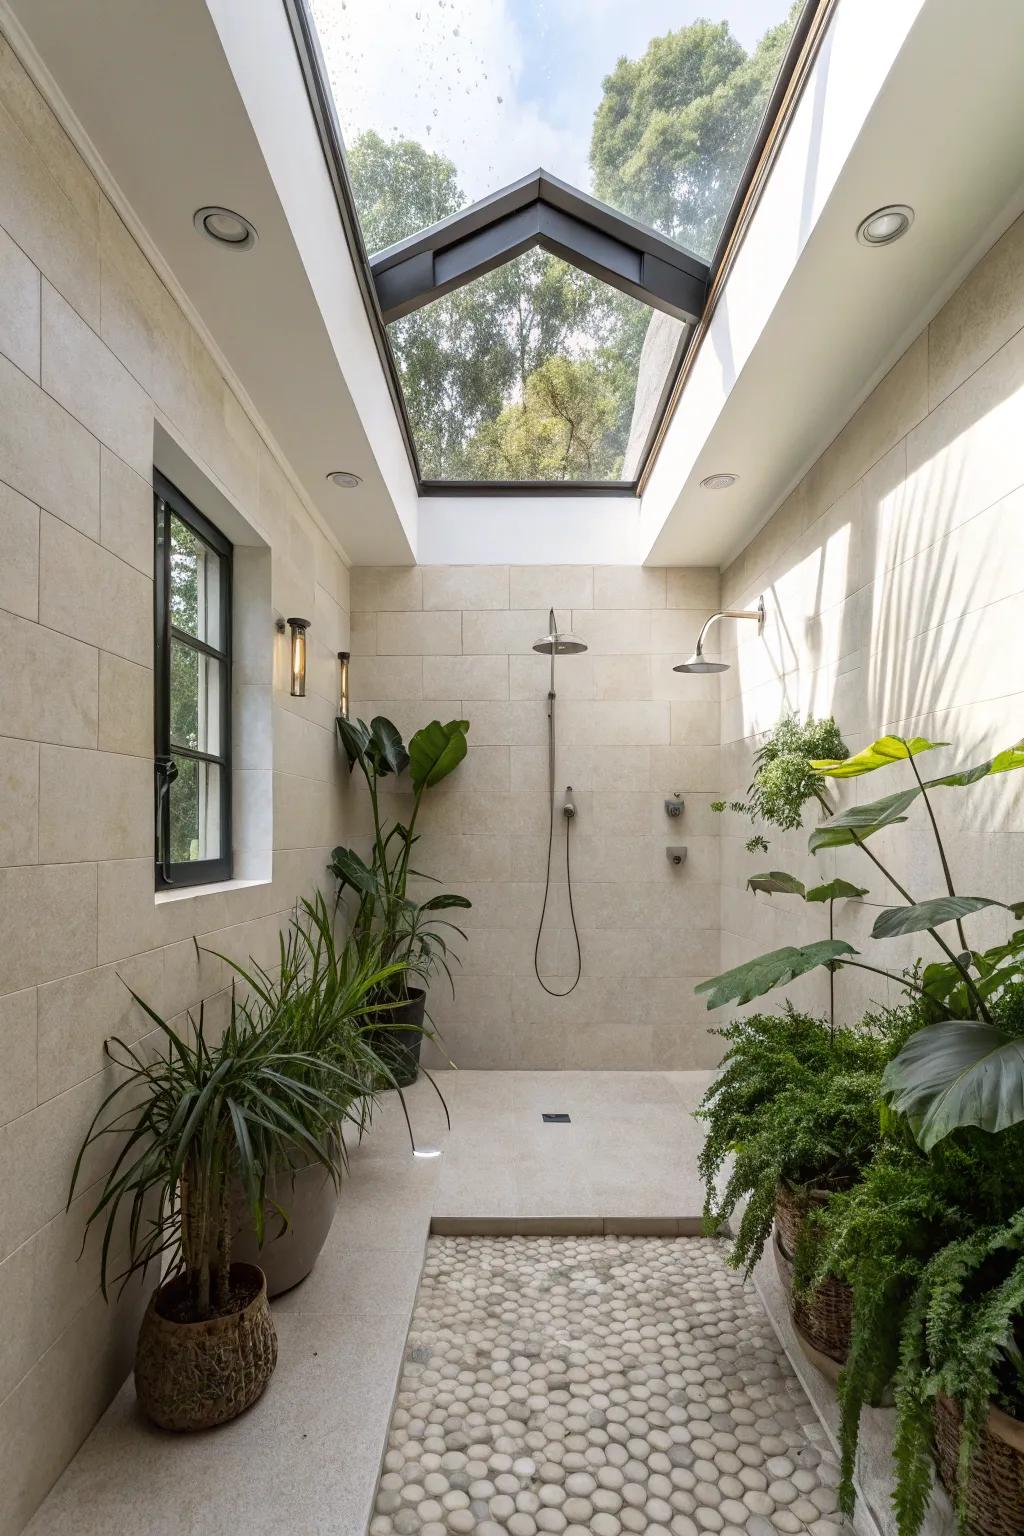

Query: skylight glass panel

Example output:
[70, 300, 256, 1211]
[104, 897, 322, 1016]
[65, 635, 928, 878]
[388, 253, 684, 483]
[308, 0, 806, 262]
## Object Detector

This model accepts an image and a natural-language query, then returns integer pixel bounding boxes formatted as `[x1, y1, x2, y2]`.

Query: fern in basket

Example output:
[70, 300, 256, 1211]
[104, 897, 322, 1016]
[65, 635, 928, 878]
[696, 1001, 921, 1274]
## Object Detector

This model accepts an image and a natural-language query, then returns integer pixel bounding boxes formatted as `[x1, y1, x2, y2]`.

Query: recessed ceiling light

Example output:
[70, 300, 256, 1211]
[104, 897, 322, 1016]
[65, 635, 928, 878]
[193, 206, 258, 250]
[327, 470, 363, 489]
[856, 204, 914, 247]
[700, 472, 739, 491]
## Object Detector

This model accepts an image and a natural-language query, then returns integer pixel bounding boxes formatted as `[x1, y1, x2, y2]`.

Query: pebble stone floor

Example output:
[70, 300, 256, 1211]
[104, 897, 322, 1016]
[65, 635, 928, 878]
[370, 1235, 848, 1536]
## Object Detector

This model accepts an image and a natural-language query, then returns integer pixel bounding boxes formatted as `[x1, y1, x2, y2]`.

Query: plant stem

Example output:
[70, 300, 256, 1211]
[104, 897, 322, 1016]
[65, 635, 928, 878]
[829, 900, 835, 1044]
[849, 832, 992, 1024]
[835, 959, 954, 1016]
[908, 752, 971, 960]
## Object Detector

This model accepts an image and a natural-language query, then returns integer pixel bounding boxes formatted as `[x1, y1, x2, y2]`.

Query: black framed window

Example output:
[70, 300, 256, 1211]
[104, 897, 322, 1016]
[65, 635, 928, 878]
[154, 472, 232, 889]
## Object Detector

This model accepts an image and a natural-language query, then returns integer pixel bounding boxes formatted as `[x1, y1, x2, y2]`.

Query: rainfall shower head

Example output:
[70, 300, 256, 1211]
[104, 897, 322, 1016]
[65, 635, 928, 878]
[673, 596, 765, 676]
[533, 609, 588, 655]
[674, 652, 731, 674]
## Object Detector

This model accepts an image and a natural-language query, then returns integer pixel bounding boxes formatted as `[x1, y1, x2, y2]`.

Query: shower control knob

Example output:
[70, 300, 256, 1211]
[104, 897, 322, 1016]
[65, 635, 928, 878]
[563, 786, 576, 819]
[665, 796, 684, 818]
[666, 846, 688, 866]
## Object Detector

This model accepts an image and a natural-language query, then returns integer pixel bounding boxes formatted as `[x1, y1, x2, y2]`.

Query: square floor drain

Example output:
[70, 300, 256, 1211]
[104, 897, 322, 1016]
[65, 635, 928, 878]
[541, 1112, 571, 1123]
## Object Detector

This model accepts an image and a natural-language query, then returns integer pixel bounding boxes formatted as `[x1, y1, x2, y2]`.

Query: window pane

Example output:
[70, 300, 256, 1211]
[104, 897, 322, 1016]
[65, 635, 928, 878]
[169, 755, 222, 866]
[310, 0, 805, 261]
[388, 251, 684, 482]
[170, 513, 223, 648]
[169, 639, 223, 756]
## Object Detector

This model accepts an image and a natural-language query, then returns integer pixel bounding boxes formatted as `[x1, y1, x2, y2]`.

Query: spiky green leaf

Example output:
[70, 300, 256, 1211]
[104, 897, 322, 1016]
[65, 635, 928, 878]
[808, 786, 921, 852]
[695, 940, 857, 1010]
[925, 740, 1024, 787]
[747, 871, 806, 897]
[368, 716, 409, 777]
[409, 718, 469, 789]
[810, 736, 948, 778]
[805, 879, 869, 903]
[882, 1020, 1024, 1149]
[871, 896, 1008, 941]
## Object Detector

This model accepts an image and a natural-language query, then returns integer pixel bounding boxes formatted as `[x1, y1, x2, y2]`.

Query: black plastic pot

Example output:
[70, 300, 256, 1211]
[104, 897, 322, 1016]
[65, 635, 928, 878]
[372, 987, 426, 1088]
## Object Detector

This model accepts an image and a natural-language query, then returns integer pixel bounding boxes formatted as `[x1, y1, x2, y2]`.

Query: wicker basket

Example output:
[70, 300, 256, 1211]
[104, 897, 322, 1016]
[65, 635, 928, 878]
[934, 1392, 1024, 1536]
[774, 1184, 854, 1365]
[135, 1262, 277, 1431]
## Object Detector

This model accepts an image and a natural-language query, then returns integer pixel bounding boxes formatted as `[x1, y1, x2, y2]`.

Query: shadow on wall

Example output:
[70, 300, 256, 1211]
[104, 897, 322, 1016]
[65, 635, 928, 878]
[722, 311, 1024, 1021]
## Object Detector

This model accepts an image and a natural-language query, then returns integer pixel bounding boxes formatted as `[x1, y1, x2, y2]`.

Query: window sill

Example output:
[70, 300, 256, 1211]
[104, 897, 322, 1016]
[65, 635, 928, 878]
[154, 877, 271, 906]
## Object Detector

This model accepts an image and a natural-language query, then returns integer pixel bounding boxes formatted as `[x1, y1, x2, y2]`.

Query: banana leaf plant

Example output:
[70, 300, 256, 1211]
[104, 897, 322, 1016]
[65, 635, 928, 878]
[697, 735, 1024, 1144]
[330, 715, 472, 1000]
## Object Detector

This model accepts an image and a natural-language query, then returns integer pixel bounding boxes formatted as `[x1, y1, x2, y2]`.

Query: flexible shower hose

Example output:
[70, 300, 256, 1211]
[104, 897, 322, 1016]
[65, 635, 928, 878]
[533, 691, 583, 996]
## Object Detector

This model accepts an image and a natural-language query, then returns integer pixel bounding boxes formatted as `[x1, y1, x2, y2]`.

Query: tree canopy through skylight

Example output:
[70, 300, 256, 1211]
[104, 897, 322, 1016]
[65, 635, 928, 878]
[309, 0, 805, 482]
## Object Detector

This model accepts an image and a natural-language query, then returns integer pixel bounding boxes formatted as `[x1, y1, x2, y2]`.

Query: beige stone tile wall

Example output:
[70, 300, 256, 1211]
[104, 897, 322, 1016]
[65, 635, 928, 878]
[718, 211, 1024, 1023]
[349, 563, 723, 1070]
[0, 31, 349, 1532]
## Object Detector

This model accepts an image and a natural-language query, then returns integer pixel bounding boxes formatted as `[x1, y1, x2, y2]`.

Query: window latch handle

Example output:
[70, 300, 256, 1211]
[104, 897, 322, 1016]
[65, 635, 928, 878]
[155, 755, 178, 884]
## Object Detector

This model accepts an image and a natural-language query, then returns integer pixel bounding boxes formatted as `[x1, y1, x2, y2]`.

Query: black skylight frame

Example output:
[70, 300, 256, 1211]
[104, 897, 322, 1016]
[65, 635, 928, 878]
[284, 0, 826, 497]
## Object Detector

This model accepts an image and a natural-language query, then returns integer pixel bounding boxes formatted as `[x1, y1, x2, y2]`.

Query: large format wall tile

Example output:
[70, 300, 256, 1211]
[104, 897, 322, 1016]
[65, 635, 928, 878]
[352, 565, 723, 1071]
[0, 353, 99, 537]
[0, 32, 356, 1527]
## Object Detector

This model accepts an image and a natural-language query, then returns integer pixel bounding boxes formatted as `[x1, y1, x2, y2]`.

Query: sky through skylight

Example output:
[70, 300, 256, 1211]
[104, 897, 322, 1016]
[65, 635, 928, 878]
[308, 0, 804, 482]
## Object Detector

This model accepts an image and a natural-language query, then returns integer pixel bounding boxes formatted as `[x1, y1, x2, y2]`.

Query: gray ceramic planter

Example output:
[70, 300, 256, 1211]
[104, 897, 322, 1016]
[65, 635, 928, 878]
[231, 1156, 340, 1298]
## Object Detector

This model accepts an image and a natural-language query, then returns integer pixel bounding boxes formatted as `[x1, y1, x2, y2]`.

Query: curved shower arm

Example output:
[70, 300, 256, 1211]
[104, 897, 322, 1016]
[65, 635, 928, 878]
[694, 596, 765, 657]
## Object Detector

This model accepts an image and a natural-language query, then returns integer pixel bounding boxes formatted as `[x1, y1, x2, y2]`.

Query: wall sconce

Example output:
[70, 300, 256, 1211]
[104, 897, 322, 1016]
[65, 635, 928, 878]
[337, 650, 350, 719]
[277, 616, 310, 697]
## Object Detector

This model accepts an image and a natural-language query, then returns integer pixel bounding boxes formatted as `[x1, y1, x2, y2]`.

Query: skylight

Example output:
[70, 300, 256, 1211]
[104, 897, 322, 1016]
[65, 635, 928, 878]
[300, 0, 814, 489]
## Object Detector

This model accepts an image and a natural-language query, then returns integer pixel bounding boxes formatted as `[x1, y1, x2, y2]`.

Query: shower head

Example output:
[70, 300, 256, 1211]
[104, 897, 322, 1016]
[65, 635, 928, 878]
[673, 595, 765, 676]
[674, 652, 730, 674]
[533, 608, 588, 656]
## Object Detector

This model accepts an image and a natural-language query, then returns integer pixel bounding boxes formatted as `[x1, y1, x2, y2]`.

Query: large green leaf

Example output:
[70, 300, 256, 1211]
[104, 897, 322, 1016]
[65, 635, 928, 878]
[805, 879, 869, 903]
[419, 893, 472, 912]
[747, 871, 806, 897]
[881, 1020, 1024, 1149]
[368, 716, 409, 777]
[926, 740, 1024, 788]
[808, 786, 921, 852]
[409, 718, 469, 789]
[329, 845, 380, 898]
[695, 939, 857, 1011]
[336, 715, 371, 772]
[810, 735, 948, 778]
[871, 896, 1009, 940]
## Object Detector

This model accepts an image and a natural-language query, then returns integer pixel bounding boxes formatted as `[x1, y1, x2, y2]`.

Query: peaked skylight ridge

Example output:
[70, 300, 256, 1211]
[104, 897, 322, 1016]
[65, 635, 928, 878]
[298, 0, 818, 488]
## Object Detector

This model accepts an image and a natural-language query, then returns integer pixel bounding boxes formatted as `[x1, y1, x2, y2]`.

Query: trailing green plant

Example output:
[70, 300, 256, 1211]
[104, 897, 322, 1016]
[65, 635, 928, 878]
[697, 735, 1024, 1142]
[331, 715, 472, 1001]
[696, 1000, 922, 1275]
[69, 976, 378, 1322]
[711, 711, 847, 853]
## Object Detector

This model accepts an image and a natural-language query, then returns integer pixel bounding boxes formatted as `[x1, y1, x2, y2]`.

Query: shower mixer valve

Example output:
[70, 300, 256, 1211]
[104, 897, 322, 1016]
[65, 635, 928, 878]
[563, 786, 576, 819]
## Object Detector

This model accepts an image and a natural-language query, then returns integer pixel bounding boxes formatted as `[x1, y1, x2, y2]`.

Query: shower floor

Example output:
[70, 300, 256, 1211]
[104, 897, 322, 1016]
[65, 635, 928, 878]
[371, 1234, 845, 1536]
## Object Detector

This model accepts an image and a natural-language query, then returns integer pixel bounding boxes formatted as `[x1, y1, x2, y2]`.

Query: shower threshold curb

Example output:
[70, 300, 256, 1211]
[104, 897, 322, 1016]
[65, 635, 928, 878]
[430, 1215, 708, 1236]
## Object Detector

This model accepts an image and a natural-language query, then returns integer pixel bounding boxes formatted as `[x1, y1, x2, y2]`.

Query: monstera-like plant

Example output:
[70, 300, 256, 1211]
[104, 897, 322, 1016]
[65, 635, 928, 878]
[697, 735, 1024, 1145]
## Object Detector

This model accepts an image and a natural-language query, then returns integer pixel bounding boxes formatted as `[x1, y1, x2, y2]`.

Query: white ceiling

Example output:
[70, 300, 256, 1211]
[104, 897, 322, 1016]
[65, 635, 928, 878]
[7, 0, 1024, 569]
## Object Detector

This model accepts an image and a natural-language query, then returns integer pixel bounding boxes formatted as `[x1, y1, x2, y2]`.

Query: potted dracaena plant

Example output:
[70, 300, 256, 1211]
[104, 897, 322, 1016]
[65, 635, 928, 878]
[69, 961, 377, 1431]
[216, 893, 415, 1296]
[331, 714, 472, 1086]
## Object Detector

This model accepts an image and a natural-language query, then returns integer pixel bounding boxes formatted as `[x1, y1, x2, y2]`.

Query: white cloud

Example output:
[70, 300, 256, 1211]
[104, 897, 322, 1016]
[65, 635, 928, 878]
[310, 0, 793, 206]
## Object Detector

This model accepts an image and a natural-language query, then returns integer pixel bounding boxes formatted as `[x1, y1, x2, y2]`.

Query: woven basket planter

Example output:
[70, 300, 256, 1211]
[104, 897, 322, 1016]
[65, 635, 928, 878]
[934, 1392, 1024, 1536]
[774, 1184, 854, 1365]
[135, 1262, 277, 1431]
